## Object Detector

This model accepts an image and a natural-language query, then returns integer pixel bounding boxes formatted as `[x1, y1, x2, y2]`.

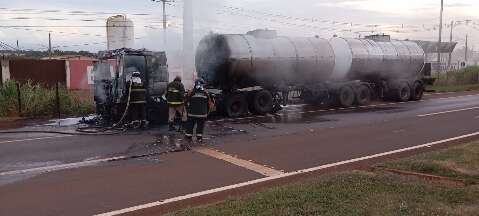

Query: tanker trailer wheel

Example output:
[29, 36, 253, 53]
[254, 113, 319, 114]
[225, 94, 248, 118]
[410, 81, 424, 101]
[250, 90, 273, 115]
[302, 91, 318, 105]
[394, 82, 411, 102]
[355, 85, 372, 106]
[338, 86, 355, 107]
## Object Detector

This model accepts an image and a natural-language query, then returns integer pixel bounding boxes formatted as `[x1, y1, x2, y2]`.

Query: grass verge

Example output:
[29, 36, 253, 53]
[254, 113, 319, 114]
[429, 66, 479, 92]
[382, 141, 479, 185]
[170, 142, 479, 216]
[428, 84, 479, 93]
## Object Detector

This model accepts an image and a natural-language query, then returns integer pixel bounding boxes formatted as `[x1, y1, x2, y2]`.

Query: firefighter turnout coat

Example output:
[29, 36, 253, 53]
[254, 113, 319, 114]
[166, 81, 186, 106]
[186, 89, 210, 118]
[130, 77, 146, 104]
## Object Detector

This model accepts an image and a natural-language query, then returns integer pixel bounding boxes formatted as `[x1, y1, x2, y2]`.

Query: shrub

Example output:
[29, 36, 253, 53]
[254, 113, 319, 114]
[0, 80, 94, 118]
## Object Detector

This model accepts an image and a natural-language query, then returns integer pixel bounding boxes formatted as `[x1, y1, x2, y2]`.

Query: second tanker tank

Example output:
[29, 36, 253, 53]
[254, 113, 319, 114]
[195, 30, 425, 90]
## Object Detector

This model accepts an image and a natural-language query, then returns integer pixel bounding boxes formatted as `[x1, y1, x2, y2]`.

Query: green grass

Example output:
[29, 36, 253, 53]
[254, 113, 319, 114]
[383, 142, 479, 185]
[0, 80, 94, 118]
[430, 66, 479, 92]
[428, 83, 479, 93]
[435, 66, 479, 86]
[170, 171, 479, 216]
[169, 142, 479, 216]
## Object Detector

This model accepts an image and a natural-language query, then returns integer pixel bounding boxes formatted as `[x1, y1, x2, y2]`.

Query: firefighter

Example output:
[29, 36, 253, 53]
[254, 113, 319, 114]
[166, 76, 187, 131]
[185, 78, 212, 143]
[128, 71, 148, 128]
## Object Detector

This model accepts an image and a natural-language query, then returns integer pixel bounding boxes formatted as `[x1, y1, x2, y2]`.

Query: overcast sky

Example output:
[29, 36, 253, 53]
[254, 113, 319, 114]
[0, 0, 477, 52]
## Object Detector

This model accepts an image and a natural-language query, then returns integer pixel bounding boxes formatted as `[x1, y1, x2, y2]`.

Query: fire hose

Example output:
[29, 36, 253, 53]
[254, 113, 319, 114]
[112, 81, 133, 128]
[75, 82, 134, 134]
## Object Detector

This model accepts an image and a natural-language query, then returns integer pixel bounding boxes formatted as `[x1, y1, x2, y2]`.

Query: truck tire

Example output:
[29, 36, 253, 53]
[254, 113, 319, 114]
[251, 90, 273, 115]
[410, 81, 424, 101]
[355, 85, 371, 106]
[338, 86, 355, 107]
[393, 82, 411, 102]
[302, 91, 318, 105]
[225, 94, 248, 118]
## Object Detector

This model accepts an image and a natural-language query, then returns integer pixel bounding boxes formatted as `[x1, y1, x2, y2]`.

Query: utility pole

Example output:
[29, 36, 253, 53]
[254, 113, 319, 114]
[152, 0, 174, 49]
[16, 40, 20, 56]
[465, 34, 468, 63]
[437, 0, 444, 74]
[448, 20, 454, 69]
[48, 32, 52, 59]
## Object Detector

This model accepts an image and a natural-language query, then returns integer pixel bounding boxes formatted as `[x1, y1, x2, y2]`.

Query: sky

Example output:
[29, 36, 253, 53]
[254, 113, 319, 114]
[0, 0, 478, 53]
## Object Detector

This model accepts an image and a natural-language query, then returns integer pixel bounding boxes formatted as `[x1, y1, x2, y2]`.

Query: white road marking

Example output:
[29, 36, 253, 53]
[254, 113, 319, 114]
[95, 131, 479, 216]
[0, 156, 127, 176]
[194, 147, 284, 177]
[0, 135, 74, 144]
[417, 106, 479, 117]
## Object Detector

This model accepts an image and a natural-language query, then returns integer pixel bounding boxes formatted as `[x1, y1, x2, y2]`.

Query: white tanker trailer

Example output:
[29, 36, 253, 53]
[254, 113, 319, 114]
[195, 30, 429, 117]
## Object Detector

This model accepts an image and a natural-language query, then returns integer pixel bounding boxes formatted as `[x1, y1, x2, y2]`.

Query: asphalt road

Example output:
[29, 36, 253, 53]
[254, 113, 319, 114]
[1, 91, 479, 216]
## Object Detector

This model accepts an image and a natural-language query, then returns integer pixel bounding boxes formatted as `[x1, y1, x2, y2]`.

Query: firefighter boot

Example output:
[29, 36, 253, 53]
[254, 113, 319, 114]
[178, 122, 186, 133]
[169, 122, 175, 131]
[197, 134, 203, 143]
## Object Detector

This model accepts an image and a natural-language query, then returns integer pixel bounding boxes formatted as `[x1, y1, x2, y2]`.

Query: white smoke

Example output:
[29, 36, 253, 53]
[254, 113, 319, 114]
[137, 0, 225, 87]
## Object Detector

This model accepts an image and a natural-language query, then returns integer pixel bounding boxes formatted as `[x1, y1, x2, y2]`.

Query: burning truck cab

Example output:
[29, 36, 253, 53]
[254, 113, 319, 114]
[93, 49, 169, 125]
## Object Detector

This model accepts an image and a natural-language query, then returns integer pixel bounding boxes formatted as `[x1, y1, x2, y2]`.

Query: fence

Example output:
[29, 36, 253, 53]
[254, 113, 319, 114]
[434, 66, 479, 86]
[0, 80, 94, 118]
[9, 59, 66, 88]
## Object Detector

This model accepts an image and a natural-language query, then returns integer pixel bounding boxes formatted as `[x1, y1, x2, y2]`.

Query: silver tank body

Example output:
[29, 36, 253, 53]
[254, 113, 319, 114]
[195, 34, 425, 90]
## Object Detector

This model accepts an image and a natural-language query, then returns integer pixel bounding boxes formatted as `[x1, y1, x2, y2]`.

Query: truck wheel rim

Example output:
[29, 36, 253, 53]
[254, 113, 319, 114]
[231, 102, 241, 113]
[401, 87, 409, 99]
[259, 95, 269, 107]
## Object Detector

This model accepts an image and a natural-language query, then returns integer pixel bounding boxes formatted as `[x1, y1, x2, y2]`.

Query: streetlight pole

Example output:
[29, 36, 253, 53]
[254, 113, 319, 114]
[183, 0, 194, 87]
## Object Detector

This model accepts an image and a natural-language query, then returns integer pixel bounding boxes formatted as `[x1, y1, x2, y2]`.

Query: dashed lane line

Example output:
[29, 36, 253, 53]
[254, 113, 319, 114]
[0, 135, 74, 144]
[0, 156, 127, 177]
[417, 106, 479, 117]
[194, 147, 284, 177]
[95, 131, 479, 216]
